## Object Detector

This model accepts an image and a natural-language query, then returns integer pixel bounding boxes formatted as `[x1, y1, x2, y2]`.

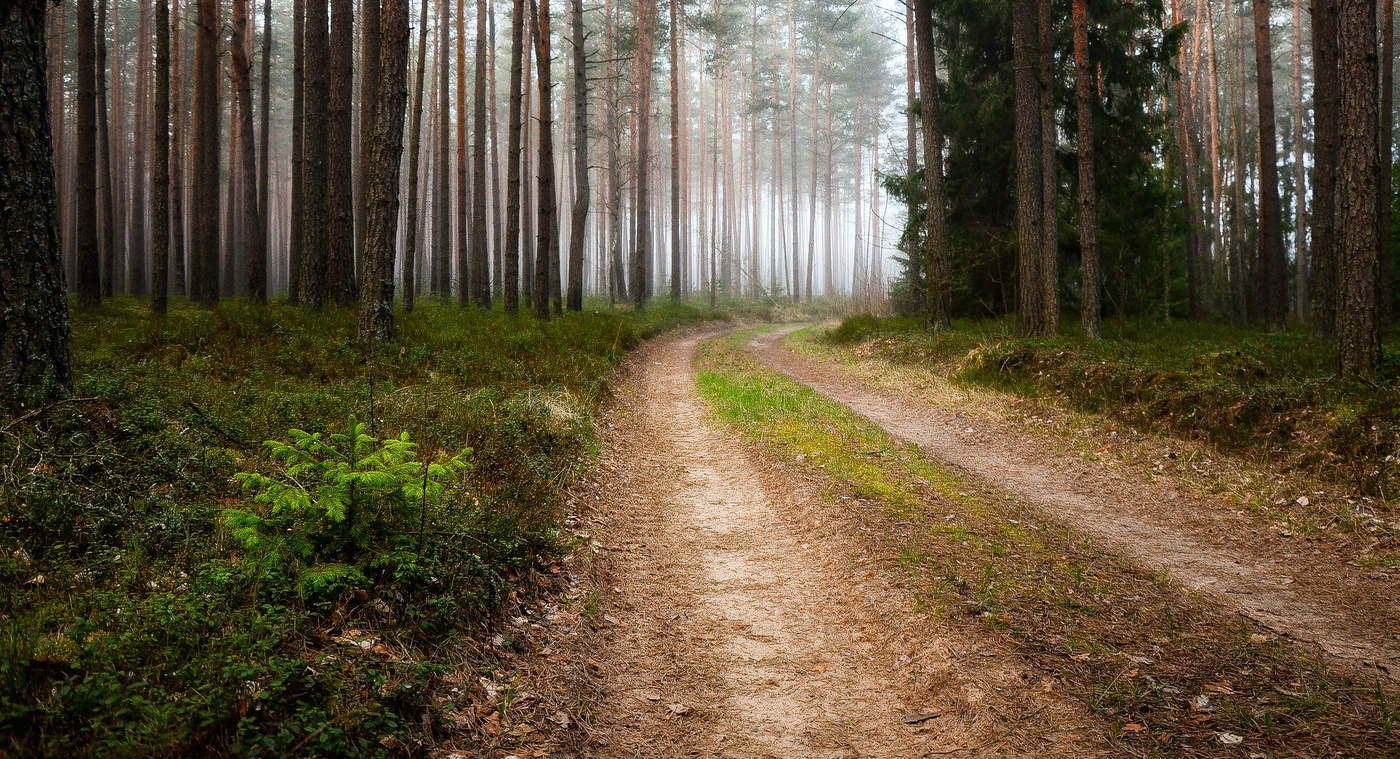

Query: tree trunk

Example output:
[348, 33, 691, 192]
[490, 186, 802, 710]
[1380, 0, 1394, 323]
[301, 0, 329, 306]
[786, 0, 799, 302]
[434, 0, 450, 296]
[567, 0, 589, 310]
[171, 0, 186, 296]
[327, 0, 357, 303]
[1012, 0, 1044, 335]
[667, 0, 680, 301]
[128, 0, 151, 297]
[1292, 0, 1308, 321]
[259, 0, 272, 297]
[1038, 0, 1058, 331]
[76, 0, 101, 305]
[531, 0, 558, 319]
[455, 0, 468, 305]
[153, 0, 171, 313]
[505, 0, 524, 313]
[95, 0, 113, 298]
[471, 0, 490, 306]
[488, 0, 502, 298]
[359, 0, 410, 344]
[359, 0, 381, 258]
[194, 0, 222, 306]
[912, 0, 948, 328]
[403, 0, 429, 311]
[1072, 0, 1098, 338]
[631, 0, 657, 310]
[290, 0, 305, 302]
[0, 0, 72, 402]
[1337, 0, 1381, 377]
[1252, 0, 1286, 331]
[1310, 0, 1341, 336]
[233, 0, 266, 302]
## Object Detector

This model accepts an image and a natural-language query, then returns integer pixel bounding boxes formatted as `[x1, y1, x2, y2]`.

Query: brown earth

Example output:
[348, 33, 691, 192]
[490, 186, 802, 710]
[575, 330, 1112, 758]
[747, 326, 1400, 688]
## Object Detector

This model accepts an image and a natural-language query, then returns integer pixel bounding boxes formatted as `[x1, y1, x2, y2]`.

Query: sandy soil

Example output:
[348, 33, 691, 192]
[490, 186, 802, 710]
[580, 331, 1110, 758]
[748, 326, 1400, 687]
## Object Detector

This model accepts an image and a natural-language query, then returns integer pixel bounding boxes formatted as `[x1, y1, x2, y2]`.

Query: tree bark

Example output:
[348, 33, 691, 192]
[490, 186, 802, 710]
[0, 0, 72, 403]
[1252, 0, 1286, 331]
[233, 0, 266, 301]
[631, 0, 657, 310]
[912, 0, 949, 329]
[153, 0, 171, 313]
[1292, 0, 1308, 321]
[505, 0, 524, 313]
[76, 0, 101, 305]
[359, 0, 381, 258]
[301, 0, 329, 307]
[403, 0, 430, 311]
[531, 0, 558, 319]
[1338, 0, 1381, 377]
[471, 0, 490, 306]
[1310, 0, 1341, 336]
[434, 0, 450, 296]
[359, 0, 410, 344]
[327, 0, 357, 303]
[171, 0, 186, 296]
[1038, 0, 1057, 331]
[455, 0, 468, 305]
[193, 0, 222, 306]
[1012, 0, 1044, 335]
[95, 0, 113, 298]
[259, 0, 272, 297]
[567, 0, 589, 310]
[1072, 0, 1098, 338]
[667, 0, 680, 301]
[1380, 0, 1394, 323]
[290, 0, 305, 302]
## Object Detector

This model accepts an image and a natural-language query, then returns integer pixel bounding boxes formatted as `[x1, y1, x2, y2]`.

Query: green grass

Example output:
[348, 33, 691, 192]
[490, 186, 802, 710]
[694, 331, 1400, 757]
[0, 295, 746, 758]
[817, 314, 1400, 498]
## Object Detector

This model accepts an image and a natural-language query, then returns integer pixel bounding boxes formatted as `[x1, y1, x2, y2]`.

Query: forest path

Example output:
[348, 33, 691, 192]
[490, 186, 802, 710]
[747, 326, 1400, 688]
[584, 330, 1108, 758]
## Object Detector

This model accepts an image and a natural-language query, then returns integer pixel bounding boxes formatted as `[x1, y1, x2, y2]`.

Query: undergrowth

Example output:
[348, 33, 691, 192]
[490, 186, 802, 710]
[0, 296, 744, 757]
[822, 314, 1400, 498]
[695, 331, 1400, 757]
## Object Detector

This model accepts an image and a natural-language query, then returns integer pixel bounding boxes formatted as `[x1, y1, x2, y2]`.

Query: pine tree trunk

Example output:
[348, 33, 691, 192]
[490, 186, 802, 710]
[630, 0, 656, 310]
[359, 0, 381, 259]
[1380, 0, 1394, 323]
[455, 0, 469, 305]
[359, 0, 409, 344]
[128, 0, 151, 297]
[233, 0, 266, 302]
[0, 0, 72, 402]
[301, 0, 329, 306]
[1337, 0, 1381, 377]
[170, 0, 186, 296]
[1072, 0, 1098, 338]
[403, 0, 429, 311]
[667, 0, 680, 301]
[505, 0, 525, 313]
[567, 0, 589, 310]
[1291, 0, 1308, 321]
[531, 0, 558, 319]
[259, 0, 272, 296]
[76, 0, 101, 305]
[1012, 0, 1044, 335]
[1038, 0, 1058, 331]
[153, 0, 171, 313]
[912, 0, 949, 328]
[327, 0, 357, 303]
[193, 0, 222, 306]
[290, 0, 305, 302]
[1252, 0, 1286, 331]
[434, 0, 450, 296]
[1310, 0, 1341, 336]
[96, 0, 114, 297]
[488, 0, 503, 298]
[471, 0, 490, 306]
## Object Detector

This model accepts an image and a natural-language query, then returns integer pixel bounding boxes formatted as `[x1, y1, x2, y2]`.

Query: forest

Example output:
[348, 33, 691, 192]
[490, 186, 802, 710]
[3, 0, 1400, 753]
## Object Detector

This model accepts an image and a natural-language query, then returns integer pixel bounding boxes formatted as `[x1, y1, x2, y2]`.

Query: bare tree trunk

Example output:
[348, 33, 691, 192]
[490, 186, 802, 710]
[786, 0, 798, 302]
[1038, 0, 1057, 331]
[0, 0, 72, 401]
[234, 0, 266, 301]
[290, 0, 305, 302]
[531, 0, 558, 319]
[668, 0, 680, 301]
[505, 0, 524, 312]
[194, 0, 222, 306]
[455, 0, 469, 305]
[567, 0, 589, 310]
[488, 0, 503, 298]
[259, 0, 272, 296]
[434, 0, 450, 296]
[76, 0, 101, 305]
[1291, 0, 1308, 322]
[129, 0, 151, 296]
[1252, 0, 1286, 331]
[327, 0, 357, 303]
[912, 0, 948, 328]
[171, 0, 187, 296]
[631, 0, 657, 309]
[1311, 0, 1341, 336]
[153, 0, 171, 313]
[1072, 0, 1098, 338]
[470, 0, 490, 305]
[1012, 0, 1043, 335]
[359, 0, 381, 259]
[403, 0, 429, 311]
[1380, 0, 1395, 323]
[359, 0, 409, 344]
[1338, 0, 1381, 377]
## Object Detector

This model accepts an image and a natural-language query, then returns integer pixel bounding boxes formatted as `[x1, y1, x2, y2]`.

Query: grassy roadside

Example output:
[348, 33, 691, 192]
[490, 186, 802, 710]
[0, 297, 751, 757]
[814, 315, 1400, 501]
[695, 330, 1400, 757]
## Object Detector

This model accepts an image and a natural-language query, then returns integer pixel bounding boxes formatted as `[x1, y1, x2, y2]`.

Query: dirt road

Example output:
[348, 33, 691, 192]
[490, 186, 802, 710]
[746, 326, 1400, 687]
[583, 331, 1107, 758]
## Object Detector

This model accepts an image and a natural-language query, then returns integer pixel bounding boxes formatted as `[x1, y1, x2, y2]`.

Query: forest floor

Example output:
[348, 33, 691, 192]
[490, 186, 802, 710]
[502, 323, 1400, 758]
